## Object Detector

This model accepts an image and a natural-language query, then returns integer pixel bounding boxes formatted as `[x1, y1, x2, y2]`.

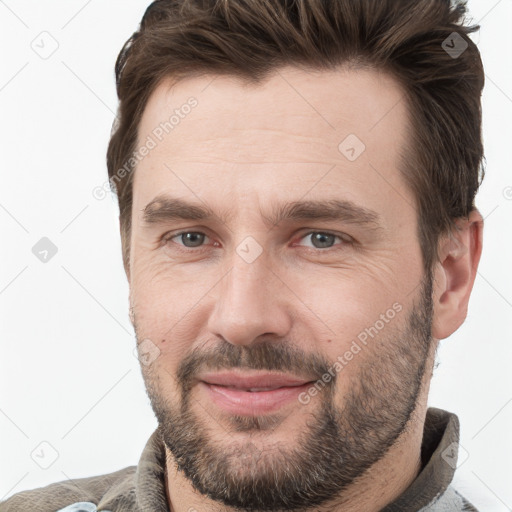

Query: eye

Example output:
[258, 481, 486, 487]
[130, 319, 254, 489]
[162, 230, 352, 254]
[164, 231, 214, 250]
[294, 231, 352, 250]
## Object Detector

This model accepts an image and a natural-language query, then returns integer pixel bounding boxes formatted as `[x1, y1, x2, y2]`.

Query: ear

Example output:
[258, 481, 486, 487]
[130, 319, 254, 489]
[431, 209, 484, 340]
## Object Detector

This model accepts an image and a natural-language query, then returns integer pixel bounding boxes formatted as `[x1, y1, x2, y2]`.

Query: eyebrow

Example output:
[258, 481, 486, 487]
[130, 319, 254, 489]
[142, 194, 383, 232]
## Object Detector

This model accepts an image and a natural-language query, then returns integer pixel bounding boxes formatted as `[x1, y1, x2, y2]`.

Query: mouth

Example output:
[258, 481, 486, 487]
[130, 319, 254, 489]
[198, 371, 315, 415]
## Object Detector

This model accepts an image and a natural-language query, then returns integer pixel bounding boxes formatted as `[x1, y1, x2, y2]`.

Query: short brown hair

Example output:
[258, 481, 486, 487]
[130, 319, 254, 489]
[107, 0, 485, 274]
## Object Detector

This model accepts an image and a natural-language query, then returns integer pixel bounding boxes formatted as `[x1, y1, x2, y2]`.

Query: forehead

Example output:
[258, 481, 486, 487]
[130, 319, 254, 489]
[133, 65, 414, 226]
[138, 64, 408, 150]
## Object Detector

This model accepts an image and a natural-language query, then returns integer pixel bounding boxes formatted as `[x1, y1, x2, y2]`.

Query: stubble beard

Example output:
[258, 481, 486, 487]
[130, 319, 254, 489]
[137, 272, 434, 511]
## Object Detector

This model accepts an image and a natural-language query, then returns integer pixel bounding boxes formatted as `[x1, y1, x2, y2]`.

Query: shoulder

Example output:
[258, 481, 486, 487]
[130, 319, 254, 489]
[0, 466, 135, 512]
[418, 486, 480, 512]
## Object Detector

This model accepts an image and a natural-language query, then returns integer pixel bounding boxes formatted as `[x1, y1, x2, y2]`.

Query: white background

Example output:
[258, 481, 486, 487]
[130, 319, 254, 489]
[0, 0, 511, 510]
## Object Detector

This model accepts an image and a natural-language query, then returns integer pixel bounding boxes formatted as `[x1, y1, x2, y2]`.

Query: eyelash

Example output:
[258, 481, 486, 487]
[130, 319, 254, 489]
[162, 230, 353, 254]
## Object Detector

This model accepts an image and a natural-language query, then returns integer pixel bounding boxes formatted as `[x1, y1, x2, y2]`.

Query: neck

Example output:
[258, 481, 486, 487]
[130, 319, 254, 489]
[318, 406, 426, 512]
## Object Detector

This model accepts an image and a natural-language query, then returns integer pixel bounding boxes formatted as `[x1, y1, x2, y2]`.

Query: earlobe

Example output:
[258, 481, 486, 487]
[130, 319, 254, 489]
[431, 210, 484, 340]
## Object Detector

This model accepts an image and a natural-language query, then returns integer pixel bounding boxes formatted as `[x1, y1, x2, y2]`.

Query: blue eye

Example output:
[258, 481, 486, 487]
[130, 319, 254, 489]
[163, 230, 351, 253]
[168, 231, 208, 248]
[297, 232, 343, 250]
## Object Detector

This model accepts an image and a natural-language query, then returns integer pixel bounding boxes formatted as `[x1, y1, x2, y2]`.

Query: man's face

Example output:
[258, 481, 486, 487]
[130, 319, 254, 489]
[128, 66, 434, 510]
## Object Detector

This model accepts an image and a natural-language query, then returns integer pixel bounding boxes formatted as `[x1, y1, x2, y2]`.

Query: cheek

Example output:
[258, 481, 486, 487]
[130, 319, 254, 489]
[131, 247, 188, 320]
[287, 259, 405, 344]
[130, 259, 216, 366]
[286, 263, 412, 403]
[132, 267, 214, 326]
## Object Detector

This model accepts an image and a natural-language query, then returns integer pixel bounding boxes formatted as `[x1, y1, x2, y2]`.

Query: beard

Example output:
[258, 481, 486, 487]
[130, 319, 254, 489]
[136, 271, 434, 512]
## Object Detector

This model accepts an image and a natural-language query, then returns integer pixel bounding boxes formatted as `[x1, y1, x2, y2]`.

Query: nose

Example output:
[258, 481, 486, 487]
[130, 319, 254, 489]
[206, 252, 293, 347]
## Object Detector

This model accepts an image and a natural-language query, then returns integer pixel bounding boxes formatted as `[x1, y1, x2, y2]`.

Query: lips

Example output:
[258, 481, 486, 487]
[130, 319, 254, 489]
[199, 371, 313, 390]
[198, 371, 316, 415]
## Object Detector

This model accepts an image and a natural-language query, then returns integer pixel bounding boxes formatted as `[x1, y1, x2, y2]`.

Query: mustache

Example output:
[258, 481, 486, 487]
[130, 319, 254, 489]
[176, 338, 334, 392]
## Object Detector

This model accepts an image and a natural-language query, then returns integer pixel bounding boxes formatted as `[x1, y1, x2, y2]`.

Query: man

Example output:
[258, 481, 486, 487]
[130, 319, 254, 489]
[1, 0, 485, 511]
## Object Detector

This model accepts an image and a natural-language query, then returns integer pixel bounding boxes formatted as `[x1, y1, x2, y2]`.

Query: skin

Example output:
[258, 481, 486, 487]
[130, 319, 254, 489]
[126, 65, 483, 511]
